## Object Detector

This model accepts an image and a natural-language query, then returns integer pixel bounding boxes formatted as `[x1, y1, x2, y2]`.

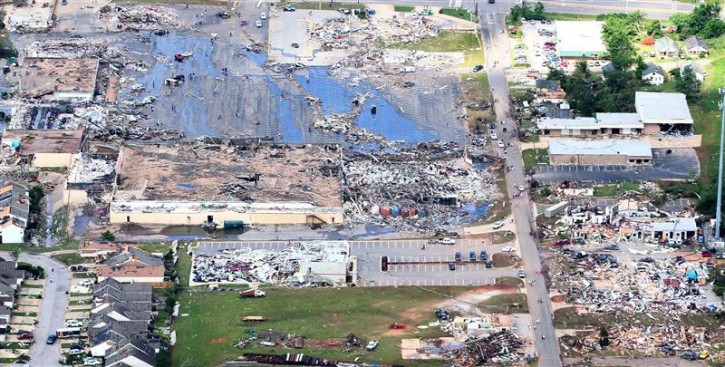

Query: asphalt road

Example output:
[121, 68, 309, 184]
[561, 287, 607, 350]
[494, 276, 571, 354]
[480, 12, 563, 367]
[0, 252, 71, 367]
[195, 239, 520, 287]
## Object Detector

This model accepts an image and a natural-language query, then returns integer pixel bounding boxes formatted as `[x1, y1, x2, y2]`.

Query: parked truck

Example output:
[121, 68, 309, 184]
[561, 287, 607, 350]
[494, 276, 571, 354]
[239, 289, 266, 298]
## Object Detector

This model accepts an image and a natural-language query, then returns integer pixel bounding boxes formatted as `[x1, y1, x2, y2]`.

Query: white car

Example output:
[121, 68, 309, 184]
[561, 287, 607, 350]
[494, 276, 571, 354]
[490, 132, 498, 140]
[69, 348, 85, 355]
[497, 140, 505, 148]
[365, 340, 379, 351]
[502, 246, 516, 252]
[518, 183, 526, 192]
[260, 12, 267, 19]
[255, 20, 263, 28]
[84, 358, 101, 366]
[66, 319, 83, 327]
[437, 238, 456, 245]
[492, 221, 504, 229]
[518, 269, 526, 278]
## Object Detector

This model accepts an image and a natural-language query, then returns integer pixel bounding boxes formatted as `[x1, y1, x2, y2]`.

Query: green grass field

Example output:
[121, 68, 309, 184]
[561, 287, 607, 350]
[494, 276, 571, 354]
[394, 5, 414, 12]
[522, 148, 549, 170]
[286, 1, 365, 10]
[592, 182, 641, 197]
[439, 8, 476, 22]
[388, 31, 480, 53]
[173, 287, 471, 366]
[479, 293, 528, 314]
[0, 241, 79, 254]
[51, 253, 86, 266]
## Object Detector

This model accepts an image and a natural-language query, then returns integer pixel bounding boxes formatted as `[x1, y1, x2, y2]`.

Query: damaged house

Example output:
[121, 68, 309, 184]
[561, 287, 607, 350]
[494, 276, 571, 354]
[2, 129, 85, 168]
[96, 246, 165, 284]
[7, 58, 99, 102]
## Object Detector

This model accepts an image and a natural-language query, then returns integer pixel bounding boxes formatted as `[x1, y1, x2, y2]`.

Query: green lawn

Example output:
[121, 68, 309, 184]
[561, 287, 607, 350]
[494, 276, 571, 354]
[285, 1, 365, 10]
[439, 8, 477, 22]
[173, 287, 470, 366]
[113, 0, 224, 3]
[388, 31, 480, 53]
[51, 253, 87, 266]
[72, 272, 96, 279]
[479, 293, 528, 314]
[523, 148, 549, 170]
[543, 12, 598, 21]
[394, 5, 414, 12]
[177, 245, 192, 287]
[0, 241, 79, 254]
[136, 242, 173, 254]
[592, 182, 641, 197]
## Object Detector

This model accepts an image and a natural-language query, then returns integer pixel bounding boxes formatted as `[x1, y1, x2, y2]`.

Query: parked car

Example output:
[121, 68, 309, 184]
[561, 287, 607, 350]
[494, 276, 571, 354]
[497, 140, 505, 148]
[502, 246, 516, 253]
[438, 237, 456, 245]
[484, 260, 492, 268]
[18, 333, 33, 340]
[365, 340, 379, 351]
[680, 350, 698, 360]
[255, 20, 262, 27]
[448, 262, 456, 271]
[454, 252, 462, 261]
[70, 343, 85, 350]
[492, 221, 504, 229]
[66, 319, 84, 327]
[490, 131, 498, 140]
[260, 12, 267, 19]
[472, 64, 484, 72]
[46, 334, 58, 345]
[283, 4, 296, 11]
[83, 357, 101, 366]
[480, 250, 488, 261]
[699, 350, 710, 359]
[518, 269, 526, 278]
[69, 348, 85, 355]
[469, 251, 477, 261]
[638, 257, 655, 263]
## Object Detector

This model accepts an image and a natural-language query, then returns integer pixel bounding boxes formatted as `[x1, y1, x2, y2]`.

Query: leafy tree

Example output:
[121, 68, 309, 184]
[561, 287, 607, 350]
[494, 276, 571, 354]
[626, 11, 645, 34]
[645, 20, 662, 37]
[702, 18, 725, 39]
[607, 31, 636, 70]
[674, 68, 701, 99]
[533, 1, 545, 19]
[101, 231, 116, 241]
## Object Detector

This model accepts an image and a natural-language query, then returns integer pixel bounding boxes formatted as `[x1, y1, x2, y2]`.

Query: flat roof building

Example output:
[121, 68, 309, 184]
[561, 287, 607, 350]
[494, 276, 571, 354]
[549, 139, 652, 166]
[110, 144, 344, 226]
[11, 58, 99, 101]
[635, 92, 693, 133]
[555, 21, 606, 58]
[2, 129, 84, 168]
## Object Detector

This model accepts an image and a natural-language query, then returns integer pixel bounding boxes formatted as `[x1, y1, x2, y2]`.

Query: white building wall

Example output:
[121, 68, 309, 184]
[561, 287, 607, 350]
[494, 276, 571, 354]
[0, 225, 24, 244]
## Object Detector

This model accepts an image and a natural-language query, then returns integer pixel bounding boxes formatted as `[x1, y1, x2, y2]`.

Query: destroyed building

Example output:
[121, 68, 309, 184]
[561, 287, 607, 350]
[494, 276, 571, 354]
[0, 181, 29, 244]
[192, 241, 356, 286]
[109, 144, 344, 227]
[6, 58, 100, 102]
[1, 129, 85, 168]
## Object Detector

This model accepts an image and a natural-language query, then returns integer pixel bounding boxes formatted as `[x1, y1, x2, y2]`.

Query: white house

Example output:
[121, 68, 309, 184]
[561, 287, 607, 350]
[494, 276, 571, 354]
[641, 62, 665, 86]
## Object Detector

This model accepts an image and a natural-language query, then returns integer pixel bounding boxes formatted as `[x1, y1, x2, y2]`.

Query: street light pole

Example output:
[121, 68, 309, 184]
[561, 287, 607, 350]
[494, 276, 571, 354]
[715, 90, 725, 239]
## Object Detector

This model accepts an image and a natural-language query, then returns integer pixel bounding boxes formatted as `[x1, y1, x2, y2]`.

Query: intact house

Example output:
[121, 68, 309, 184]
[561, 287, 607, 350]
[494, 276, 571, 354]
[548, 139, 652, 166]
[96, 247, 165, 284]
[539, 114, 643, 137]
[684, 36, 709, 57]
[681, 63, 708, 82]
[648, 217, 697, 244]
[89, 278, 157, 366]
[641, 62, 665, 86]
[655, 37, 679, 59]
[0, 181, 29, 244]
[0, 259, 26, 311]
[1, 129, 84, 168]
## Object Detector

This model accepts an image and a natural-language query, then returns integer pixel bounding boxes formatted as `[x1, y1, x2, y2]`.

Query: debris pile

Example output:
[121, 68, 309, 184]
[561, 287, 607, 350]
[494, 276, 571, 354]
[312, 18, 353, 51]
[372, 16, 439, 44]
[550, 250, 713, 314]
[343, 145, 502, 229]
[68, 156, 116, 183]
[192, 241, 352, 286]
[104, 5, 183, 30]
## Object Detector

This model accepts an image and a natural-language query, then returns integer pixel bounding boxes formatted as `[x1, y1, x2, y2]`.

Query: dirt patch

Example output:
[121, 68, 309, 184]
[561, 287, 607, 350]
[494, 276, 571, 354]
[492, 253, 517, 267]
[434, 287, 520, 317]
[306, 339, 344, 348]
[399, 308, 427, 323]
[209, 336, 228, 345]
[383, 328, 409, 337]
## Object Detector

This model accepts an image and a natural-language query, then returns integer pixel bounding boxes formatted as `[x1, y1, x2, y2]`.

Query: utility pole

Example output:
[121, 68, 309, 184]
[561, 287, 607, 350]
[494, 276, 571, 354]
[715, 90, 725, 239]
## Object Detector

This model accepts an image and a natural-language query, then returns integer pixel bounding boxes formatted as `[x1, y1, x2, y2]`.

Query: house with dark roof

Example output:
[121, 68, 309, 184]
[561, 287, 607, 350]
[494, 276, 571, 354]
[655, 37, 679, 59]
[94, 278, 153, 304]
[681, 63, 708, 82]
[105, 339, 156, 367]
[96, 247, 165, 284]
[684, 36, 709, 57]
[641, 62, 665, 86]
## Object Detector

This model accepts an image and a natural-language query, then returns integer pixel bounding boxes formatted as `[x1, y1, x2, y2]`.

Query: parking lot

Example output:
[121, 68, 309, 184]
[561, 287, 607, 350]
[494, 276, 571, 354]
[533, 148, 700, 184]
[195, 239, 521, 287]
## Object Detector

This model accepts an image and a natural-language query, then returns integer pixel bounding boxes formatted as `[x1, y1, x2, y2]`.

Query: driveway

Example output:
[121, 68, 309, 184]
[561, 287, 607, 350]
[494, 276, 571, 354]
[2, 252, 71, 367]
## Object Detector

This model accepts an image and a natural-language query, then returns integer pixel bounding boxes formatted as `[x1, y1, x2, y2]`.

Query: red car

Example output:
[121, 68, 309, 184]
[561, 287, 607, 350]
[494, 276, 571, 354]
[18, 333, 33, 340]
